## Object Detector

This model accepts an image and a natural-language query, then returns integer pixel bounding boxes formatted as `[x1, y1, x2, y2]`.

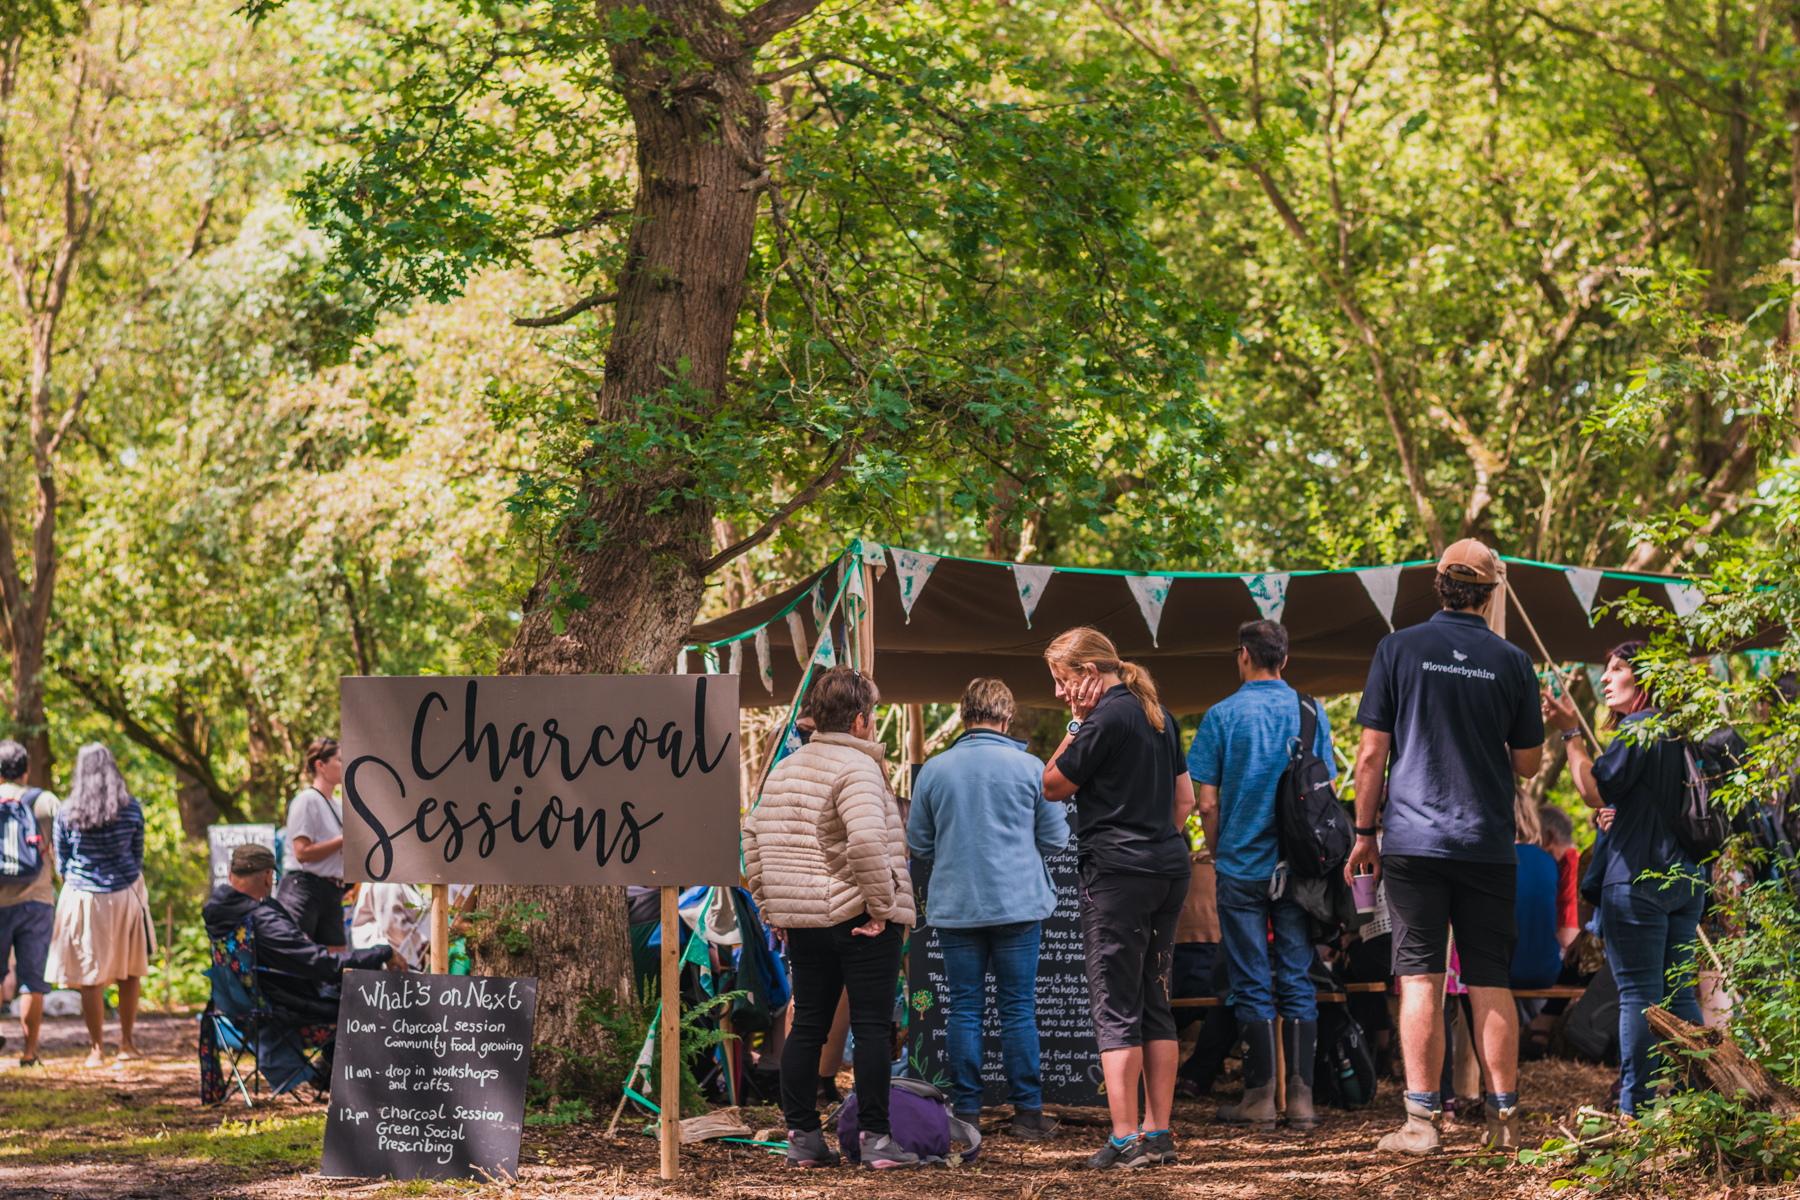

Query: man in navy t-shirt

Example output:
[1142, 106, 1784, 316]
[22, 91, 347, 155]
[1345, 540, 1544, 1155]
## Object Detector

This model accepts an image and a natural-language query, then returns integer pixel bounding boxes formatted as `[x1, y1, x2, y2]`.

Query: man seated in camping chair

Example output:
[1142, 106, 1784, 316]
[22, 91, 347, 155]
[201, 844, 397, 1101]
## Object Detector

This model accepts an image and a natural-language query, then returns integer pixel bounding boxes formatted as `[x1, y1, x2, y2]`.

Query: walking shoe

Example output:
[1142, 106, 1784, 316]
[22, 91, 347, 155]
[1376, 1099, 1442, 1155]
[1141, 1129, 1178, 1164]
[859, 1131, 920, 1169]
[785, 1128, 841, 1168]
[1008, 1108, 1060, 1140]
[1484, 1105, 1521, 1152]
[1085, 1134, 1149, 1169]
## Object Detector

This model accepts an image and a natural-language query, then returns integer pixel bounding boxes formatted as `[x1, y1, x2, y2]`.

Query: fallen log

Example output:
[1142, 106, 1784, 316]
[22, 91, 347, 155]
[1645, 1006, 1800, 1116]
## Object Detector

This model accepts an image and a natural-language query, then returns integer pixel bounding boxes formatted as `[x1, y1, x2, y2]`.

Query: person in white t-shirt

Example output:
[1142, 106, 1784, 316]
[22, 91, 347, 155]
[275, 738, 348, 951]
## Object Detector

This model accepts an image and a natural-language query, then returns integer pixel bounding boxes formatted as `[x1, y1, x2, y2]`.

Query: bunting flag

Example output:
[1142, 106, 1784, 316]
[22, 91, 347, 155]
[855, 538, 887, 566]
[786, 611, 810, 666]
[1011, 563, 1056, 627]
[1587, 663, 1605, 694]
[675, 649, 689, 675]
[727, 640, 743, 678]
[890, 549, 941, 623]
[1239, 573, 1290, 624]
[703, 647, 720, 675]
[812, 575, 832, 632]
[812, 627, 837, 668]
[1356, 565, 1404, 631]
[1125, 574, 1174, 647]
[1564, 567, 1604, 622]
[1666, 582, 1705, 618]
[845, 558, 868, 621]
[753, 627, 774, 694]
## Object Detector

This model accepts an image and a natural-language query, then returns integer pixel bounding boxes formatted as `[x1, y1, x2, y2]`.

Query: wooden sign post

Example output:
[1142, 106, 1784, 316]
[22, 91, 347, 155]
[430, 883, 450, 975]
[660, 886, 680, 1180]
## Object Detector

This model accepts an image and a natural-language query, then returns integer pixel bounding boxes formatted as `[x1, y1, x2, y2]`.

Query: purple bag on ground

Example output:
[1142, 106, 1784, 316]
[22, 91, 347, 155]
[836, 1078, 981, 1164]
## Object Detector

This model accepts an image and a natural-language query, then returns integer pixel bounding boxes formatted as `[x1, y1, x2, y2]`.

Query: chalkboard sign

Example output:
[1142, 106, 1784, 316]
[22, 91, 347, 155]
[321, 969, 537, 1181]
[208, 824, 278, 892]
[906, 803, 1102, 1107]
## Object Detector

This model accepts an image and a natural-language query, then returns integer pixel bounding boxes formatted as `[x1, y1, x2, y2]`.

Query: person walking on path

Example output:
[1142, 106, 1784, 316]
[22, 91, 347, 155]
[1544, 643, 1706, 1117]
[744, 666, 920, 1170]
[44, 744, 153, 1068]
[1345, 540, 1545, 1154]
[907, 677, 1069, 1140]
[0, 739, 58, 1065]
[1042, 628, 1195, 1170]
[1189, 619, 1336, 1132]
[277, 738, 349, 951]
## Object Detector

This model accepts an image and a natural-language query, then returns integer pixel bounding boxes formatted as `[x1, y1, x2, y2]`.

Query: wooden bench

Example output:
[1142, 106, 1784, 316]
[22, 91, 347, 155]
[1173, 993, 1346, 1008]
[1174, 983, 1585, 1005]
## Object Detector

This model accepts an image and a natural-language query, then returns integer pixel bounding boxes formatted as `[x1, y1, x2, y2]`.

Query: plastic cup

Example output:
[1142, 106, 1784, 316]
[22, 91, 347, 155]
[1351, 871, 1378, 914]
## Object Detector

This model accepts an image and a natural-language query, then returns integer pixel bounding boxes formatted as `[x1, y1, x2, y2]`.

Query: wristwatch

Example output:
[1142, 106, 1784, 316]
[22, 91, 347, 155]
[1066, 718, 1082, 735]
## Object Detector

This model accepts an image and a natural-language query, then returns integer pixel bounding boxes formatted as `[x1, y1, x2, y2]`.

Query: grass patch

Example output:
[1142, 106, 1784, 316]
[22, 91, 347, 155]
[6, 1113, 324, 1169]
[0, 1085, 187, 1133]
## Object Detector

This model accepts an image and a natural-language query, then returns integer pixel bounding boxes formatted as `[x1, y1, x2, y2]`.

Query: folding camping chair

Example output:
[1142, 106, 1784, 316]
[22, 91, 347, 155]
[199, 914, 335, 1106]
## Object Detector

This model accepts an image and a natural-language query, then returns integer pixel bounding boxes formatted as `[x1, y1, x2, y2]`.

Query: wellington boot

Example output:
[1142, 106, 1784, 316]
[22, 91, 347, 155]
[1376, 1099, 1441, 1155]
[1283, 1019, 1320, 1131]
[1484, 1105, 1521, 1152]
[1216, 1082, 1278, 1130]
[1285, 1080, 1318, 1131]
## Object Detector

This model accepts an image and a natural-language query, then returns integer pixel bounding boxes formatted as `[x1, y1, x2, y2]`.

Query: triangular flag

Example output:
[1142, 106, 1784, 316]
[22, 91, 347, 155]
[890, 549, 940, 623]
[1011, 563, 1055, 627]
[786, 611, 810, 666]
[1565, 567, 1603, 623]
[855, 538, 887, 566]
[1356, 565, 1404, 631]
[754, 628, 774, 694]
[703, 647, 720, 675]
[812, 575, 832, 631]
[675, 648, 690, 675]
[1666, 582, 1705, 618]
[1586, 664, 1605, 694]
[1125, 574, 1174, 647]
[845, 559, 868, 621]
[1239, 573, 1290, 623]
[728, 641, 743, 678]
[812, 629, 836, 669]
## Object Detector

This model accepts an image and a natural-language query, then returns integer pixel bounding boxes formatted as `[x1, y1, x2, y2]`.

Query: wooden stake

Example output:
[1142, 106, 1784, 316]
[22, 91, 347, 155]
[430, 884, 450, 975]
[660, 886, 680, 1180]
[164, 904, 174, 1013]
[1506, 582, 1601, 747]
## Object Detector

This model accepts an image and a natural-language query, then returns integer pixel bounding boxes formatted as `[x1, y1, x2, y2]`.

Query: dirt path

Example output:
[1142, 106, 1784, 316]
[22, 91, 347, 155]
[0, 1019, 1625, 1200]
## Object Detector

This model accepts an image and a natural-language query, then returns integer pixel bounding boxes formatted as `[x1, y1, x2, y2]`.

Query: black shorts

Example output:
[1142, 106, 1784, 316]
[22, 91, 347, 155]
[275, 871, 350, 947]
[1079, 867, 1190, 1052]
[1382, 854, 1516, 989]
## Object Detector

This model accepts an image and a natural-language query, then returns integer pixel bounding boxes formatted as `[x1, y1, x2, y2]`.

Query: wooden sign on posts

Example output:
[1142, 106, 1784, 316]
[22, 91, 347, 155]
[338, 675, 741, 886]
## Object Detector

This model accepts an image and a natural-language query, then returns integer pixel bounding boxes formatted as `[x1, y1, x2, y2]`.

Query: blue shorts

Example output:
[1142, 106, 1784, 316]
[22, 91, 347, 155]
[0, 900, 54, 992]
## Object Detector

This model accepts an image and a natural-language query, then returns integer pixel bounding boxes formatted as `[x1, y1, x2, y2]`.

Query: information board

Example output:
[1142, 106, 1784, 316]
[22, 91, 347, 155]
[207, 824, 278, 892]
[906, 803, 1101, 1107]
[321, 969, 537, 1181]
[339, 675, 741, 887]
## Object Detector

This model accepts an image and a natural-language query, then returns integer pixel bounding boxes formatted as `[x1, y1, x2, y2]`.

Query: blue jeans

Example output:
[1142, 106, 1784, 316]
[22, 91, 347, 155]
[1216, 874, 1317, 1022]
[1601, 877, 1705, 1116]
[938, 921, 1043, 1114]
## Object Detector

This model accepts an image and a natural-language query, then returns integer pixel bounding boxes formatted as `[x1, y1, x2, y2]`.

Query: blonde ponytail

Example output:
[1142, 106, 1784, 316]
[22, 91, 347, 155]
[1044, 626, 1165, 733]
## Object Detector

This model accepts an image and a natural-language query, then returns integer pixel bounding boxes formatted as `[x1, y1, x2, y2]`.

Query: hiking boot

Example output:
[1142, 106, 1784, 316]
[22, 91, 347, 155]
[1085, 1135, 1148, 1169]
[1217, 1017, 1278, 1130]
[859, 1131, 920, 1169]
[1008, 1108, 1060, 1140]
[1376, 1099, 1441, 1155]
[1141, 1129, 1178, 1164]
[785, 1128, 840, 1168]
[1484, 1105, 1521, 1152]
[1284, 1018, 1320, 1132]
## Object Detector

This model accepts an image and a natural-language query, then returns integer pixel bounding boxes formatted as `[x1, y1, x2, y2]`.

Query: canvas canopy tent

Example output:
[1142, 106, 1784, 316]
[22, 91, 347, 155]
[683, 540, 1732, 713]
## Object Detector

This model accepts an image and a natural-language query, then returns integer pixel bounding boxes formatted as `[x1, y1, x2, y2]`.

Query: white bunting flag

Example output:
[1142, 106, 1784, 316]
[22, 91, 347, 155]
[1126, 574, 1175, 647]
[1586, 664, 1605, 694]
[703, 647, 720, 675]
[1356, 565, 1405, 631]
[1666, 582, 1705, 618]
[812, 628, 836, 669]
[890, 549, 941, 623]
[1011, 563, 1056, 627]
[754, 627, 774, 694]
[786, 610, 810, 666]
[812, 576, 832, 631]
[675, 648, 690, 675]
[728, 640, 743, 678]
[856, 538, 887, 566]
[846, 558, 868, 621]
[1240, 573, 1291, 624]
[1564, 567, 1604, 623]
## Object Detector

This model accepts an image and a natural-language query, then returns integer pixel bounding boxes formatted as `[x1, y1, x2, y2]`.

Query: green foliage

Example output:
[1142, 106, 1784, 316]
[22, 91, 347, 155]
[473, 900, 549, 954]
[1524, 1097, 1800, 1190]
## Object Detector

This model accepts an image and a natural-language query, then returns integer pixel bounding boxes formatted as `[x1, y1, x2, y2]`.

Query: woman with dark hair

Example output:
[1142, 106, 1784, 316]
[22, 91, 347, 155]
[277, 737, 349, 950]
[44, 745, 152, 1067]
[1543, 642, 1705, 1117]
[1041, 627, 1194, 1169]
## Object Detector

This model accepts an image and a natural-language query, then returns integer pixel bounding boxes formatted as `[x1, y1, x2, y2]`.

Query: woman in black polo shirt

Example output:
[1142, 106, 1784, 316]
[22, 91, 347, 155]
[1043, 627, 1194, 1170]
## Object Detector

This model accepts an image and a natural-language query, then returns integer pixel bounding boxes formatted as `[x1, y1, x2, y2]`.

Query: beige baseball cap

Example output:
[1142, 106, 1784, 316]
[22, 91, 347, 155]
[1438, 538, 1501, 585]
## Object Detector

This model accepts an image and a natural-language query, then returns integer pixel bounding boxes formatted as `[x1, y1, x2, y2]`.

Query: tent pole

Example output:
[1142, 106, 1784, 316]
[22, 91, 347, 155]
[858, 563, 876, 677]
[1506, 582, 1600, 747]
[660, 886, 681, 1180]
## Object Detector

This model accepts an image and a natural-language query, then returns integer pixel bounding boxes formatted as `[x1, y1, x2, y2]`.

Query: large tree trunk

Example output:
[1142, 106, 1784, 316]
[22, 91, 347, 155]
[476, 0, 816, 1090]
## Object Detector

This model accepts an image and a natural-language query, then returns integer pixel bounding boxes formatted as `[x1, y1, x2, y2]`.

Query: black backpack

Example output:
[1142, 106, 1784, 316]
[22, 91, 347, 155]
[1314, 1005, 1378, 1108]
[1276, 693, 1351, 879]
[1662, 727, 1747, 863]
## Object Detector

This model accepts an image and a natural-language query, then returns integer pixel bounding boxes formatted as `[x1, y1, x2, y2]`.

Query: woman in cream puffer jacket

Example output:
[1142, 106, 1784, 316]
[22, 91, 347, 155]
[743, 726, 915, 929]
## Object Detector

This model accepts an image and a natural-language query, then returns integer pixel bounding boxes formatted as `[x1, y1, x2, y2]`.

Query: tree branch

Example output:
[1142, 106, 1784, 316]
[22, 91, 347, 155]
[696, 439, 855, 577]
[739, 0, 825, 47]
[512, 290, 618, 328]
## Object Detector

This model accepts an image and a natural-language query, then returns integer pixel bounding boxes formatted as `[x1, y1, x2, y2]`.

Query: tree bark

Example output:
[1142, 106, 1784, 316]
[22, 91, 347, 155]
[475, 0, 821, 1090]
[1646, 1006, 1800, 1115]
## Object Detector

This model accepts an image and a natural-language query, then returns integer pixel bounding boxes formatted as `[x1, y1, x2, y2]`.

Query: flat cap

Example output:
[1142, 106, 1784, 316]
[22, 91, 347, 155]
[230, 843, 278, 875]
